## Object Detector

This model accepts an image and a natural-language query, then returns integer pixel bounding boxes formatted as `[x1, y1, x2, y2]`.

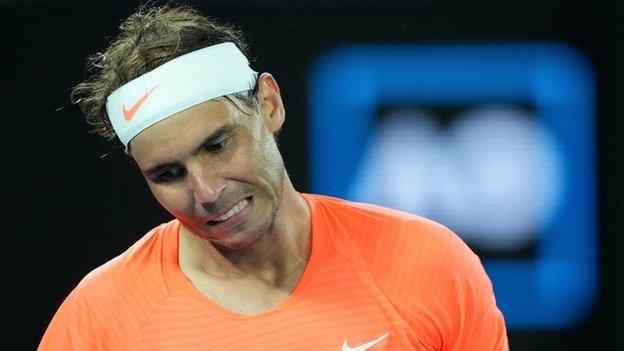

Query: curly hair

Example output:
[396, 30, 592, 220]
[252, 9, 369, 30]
[71, 4, 258, 143]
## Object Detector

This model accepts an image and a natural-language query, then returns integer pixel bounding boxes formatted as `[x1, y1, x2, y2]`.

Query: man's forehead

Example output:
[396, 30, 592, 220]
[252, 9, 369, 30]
[129, 100, 237, 166]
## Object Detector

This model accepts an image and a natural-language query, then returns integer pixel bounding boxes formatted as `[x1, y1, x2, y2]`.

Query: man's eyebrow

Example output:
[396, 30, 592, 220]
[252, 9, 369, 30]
[191, 124, 238, 156]
[141, 124, 239, 176]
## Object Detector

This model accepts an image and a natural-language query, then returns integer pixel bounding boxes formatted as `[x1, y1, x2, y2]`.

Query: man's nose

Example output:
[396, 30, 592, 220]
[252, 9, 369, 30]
[187, 167, 226, 206]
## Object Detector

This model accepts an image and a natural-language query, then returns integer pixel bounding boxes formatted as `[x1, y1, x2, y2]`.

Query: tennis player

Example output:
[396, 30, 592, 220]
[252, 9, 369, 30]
[39, 4, 508, 350]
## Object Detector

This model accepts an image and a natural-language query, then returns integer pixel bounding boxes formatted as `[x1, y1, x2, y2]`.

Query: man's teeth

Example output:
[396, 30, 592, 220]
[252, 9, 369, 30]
[215, 198, 249, 222]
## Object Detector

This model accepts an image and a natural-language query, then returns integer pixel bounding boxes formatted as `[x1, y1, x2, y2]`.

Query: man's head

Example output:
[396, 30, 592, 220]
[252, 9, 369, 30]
[131, 73, 286, 252]
[71, 4, 257, 143]
[73, 5, 289, 251]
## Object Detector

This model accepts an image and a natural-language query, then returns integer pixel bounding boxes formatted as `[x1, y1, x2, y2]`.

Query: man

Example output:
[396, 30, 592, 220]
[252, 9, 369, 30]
[39, 4, 508, 350]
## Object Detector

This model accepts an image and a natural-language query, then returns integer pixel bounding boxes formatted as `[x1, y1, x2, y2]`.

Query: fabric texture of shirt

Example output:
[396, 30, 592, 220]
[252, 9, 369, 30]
[39, 193, 508, 350]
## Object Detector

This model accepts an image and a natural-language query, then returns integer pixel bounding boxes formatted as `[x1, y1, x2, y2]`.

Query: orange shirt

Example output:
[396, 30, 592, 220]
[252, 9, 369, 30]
[39, 194, 507, 350]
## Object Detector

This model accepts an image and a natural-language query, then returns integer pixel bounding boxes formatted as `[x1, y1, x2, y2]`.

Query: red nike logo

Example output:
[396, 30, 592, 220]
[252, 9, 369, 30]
[122, 82, 162, 121]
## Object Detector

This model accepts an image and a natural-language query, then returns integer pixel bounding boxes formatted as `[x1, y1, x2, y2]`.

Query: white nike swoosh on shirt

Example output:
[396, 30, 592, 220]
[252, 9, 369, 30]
[342, 333, 389, 351]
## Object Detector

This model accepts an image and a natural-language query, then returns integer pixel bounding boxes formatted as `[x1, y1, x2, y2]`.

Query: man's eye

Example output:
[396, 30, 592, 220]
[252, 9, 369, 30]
[206, 143, 223, 152]
[205, 139, 229, 153]
[154, 166, 185, 182]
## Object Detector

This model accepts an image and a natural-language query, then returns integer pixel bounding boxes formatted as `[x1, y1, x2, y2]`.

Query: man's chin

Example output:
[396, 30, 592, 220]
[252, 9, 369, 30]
[210, 231, 266, 255]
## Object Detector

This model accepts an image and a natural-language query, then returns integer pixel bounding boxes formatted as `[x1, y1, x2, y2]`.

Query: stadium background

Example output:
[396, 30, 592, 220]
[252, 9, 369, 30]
[3, 0, 623, 349]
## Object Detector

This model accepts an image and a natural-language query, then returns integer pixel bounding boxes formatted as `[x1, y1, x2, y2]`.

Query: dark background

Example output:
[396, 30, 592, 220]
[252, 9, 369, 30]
[3, 0, 623, 349]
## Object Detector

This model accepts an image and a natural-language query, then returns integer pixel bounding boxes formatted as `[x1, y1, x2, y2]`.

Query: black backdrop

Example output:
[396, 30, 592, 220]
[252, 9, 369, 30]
[3, 0, 623, 349]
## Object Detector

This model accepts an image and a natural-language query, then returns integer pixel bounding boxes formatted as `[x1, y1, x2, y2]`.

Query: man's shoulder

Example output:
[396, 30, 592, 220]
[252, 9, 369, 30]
[304, 199, 506, 349]
[39, 221, 178, 350]
[74, 221, 174, 303]
[307, 193, 478, 293]
[306, 193, 455, 246]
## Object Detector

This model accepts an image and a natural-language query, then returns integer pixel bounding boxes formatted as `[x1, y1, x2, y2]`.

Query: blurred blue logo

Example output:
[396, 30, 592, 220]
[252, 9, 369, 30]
[308, 44, 597, 328]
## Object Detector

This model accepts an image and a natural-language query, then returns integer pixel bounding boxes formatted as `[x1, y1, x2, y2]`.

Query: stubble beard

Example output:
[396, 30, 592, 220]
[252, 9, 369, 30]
[212, 166, 286, 257]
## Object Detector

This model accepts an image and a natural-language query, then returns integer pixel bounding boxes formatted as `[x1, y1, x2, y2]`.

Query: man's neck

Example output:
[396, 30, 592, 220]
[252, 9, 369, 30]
[179, 177, 311, 288]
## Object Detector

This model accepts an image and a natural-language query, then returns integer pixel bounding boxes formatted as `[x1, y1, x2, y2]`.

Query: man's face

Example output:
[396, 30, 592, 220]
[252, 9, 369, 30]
[129, 95, 285, 252]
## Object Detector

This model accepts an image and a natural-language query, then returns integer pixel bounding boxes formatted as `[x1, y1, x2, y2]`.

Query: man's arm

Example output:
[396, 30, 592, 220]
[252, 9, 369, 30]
[391, 220, 509, 350]
[38, 286, 95, 350]
[438, 227, 509, 350]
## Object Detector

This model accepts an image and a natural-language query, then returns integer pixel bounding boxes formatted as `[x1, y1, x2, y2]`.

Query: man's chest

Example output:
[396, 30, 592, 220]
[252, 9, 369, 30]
[133, 255, 427, 350]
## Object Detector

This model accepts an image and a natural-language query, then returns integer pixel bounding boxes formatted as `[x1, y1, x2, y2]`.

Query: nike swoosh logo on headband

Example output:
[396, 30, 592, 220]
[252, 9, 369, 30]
[122, 82, 162, 121]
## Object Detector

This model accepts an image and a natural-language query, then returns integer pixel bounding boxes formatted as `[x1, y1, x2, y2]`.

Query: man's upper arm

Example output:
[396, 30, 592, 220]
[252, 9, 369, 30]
[387, 219, 508, 350]
[38, 286, 95, 351]
[438, 226, 508, 350]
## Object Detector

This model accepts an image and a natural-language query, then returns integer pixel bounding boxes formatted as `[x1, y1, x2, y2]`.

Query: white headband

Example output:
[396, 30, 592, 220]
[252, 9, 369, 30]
[106, 42, 257, 146]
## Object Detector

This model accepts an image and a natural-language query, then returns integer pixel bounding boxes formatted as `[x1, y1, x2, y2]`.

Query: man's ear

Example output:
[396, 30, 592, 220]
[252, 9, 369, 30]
[256, 72, 285, 133]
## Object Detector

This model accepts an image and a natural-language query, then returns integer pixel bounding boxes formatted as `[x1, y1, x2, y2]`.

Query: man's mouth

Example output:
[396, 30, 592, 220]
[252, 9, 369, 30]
[208, 197, 251, 225]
